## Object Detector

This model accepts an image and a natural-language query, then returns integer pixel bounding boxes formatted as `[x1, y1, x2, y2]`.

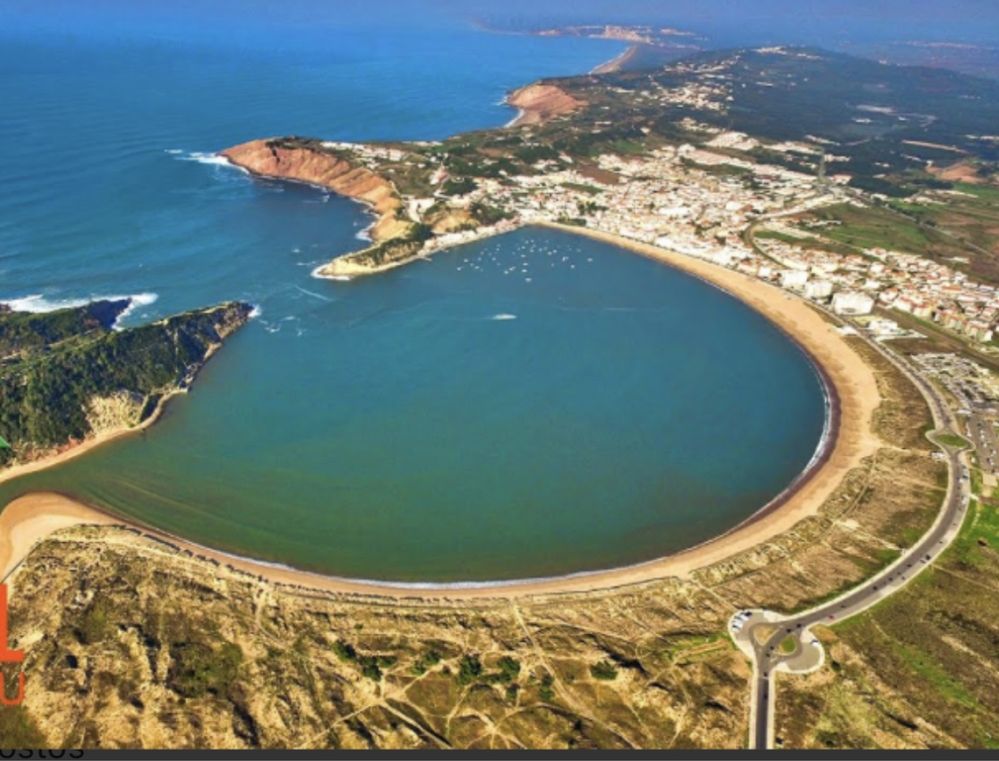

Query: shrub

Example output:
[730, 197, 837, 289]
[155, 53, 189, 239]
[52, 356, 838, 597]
[457, 654, 482, 685]
[411, 648, 442, 676]
[498, 656, 521, 680]
[539, 673, 555, 701]
[360, 657, 382, 681]
[168, 640, 243, 698]
[333, 640, 357, 662]
[77, 599, 111, 645]
[590, 660, 618, 680]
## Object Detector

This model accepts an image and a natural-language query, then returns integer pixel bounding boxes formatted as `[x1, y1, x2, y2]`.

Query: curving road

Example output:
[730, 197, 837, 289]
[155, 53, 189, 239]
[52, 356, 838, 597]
[732, 311, 972, 750]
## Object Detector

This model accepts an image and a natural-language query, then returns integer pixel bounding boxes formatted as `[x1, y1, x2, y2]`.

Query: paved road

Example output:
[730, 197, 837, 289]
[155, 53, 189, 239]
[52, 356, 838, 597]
[735, 317, 972, 749]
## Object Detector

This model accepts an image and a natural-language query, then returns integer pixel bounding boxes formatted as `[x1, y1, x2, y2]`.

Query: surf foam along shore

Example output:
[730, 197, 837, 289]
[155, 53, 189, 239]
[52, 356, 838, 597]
[0, 292, 159, 329]
[175, 150, 248, 171]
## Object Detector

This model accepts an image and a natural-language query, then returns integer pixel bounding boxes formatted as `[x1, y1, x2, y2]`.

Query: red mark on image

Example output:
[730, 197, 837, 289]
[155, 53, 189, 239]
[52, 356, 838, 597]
[0, 584, 25, 705]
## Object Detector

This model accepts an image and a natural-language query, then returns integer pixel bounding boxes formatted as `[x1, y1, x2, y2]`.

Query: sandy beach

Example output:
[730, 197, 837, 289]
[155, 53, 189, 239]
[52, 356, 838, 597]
[0, 226, 882, 599]
[0, 388, 185, 489]
[591, 44, 639, 74]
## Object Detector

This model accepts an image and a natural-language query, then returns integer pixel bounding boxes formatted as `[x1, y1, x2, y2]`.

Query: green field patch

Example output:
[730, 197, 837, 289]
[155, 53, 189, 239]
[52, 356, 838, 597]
[930, 431, 972, 451]
[807, 203, 933, 253]
[954, 182, 999, 202]
[895, 642, 981, 710]
[944, 498, 999, 569]
[754, 229, 814, 244]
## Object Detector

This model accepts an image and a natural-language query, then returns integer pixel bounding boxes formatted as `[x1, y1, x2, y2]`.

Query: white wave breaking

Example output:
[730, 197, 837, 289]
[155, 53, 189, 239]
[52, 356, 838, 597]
[113, 292, 159, 328]
[174, 150, 248, 173]
[1, 292, 159, 329]
[293, 285, 333, 302]
[491, 313, 517, 321]
[311, 263, 352, 281]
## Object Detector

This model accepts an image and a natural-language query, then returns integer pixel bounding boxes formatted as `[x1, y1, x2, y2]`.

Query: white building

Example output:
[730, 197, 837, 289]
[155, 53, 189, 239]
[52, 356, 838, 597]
[832, 291, 875, 315]
[780, 270, 809, 291]
[867, 318, 905, 337]
[804, 280, 833, 300]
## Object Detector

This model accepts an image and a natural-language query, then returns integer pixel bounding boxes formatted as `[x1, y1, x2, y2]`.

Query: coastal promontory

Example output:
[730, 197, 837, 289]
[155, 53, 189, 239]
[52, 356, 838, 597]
[0, 299, 253, 472]
[506, 82, 585, 125]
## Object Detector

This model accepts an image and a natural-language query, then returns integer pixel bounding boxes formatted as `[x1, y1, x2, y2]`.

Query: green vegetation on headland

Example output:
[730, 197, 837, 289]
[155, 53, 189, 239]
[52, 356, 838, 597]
[0, 299, 128, 356]
[347, 221, 434, 269]
[0, 299, 252, 468]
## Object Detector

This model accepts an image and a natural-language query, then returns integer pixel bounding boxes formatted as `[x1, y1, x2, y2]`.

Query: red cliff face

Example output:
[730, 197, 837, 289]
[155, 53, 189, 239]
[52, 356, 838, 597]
[221, 140, 404, 241]
[507, 84, 585, 126]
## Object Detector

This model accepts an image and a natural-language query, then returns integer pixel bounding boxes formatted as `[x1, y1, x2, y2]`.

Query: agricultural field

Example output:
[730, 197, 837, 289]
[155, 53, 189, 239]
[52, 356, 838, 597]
[886, 183, 999, 283]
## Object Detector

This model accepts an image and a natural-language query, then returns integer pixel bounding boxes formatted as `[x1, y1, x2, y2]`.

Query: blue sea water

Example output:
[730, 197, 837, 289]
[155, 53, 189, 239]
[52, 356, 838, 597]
[0, 5, 826, 582]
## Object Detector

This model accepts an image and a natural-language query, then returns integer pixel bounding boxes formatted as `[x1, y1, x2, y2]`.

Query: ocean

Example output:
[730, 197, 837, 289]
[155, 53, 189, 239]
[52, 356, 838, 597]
[0, 4, 826, 582]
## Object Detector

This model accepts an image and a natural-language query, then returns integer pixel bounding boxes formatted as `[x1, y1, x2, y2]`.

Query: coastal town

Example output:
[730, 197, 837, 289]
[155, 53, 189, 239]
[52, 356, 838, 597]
[357, 128, 999, 347]
[221, 45, 999, 356]
[276, 90, 999, 493]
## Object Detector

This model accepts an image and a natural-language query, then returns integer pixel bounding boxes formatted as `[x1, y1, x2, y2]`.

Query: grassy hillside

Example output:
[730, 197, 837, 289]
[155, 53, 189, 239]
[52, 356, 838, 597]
[776, 476, 999, 748]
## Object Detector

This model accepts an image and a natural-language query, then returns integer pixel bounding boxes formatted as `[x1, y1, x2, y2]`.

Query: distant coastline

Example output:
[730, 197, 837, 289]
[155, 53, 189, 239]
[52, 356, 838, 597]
[591, 44, 639, 74]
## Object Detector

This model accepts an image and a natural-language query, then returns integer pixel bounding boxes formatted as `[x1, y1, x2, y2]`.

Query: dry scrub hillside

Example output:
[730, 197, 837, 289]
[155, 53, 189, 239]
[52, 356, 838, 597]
[1, 333, 948, 750]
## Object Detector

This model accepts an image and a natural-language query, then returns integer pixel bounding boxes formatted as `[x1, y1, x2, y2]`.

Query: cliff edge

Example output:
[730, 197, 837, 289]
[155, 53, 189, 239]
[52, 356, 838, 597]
[506, 83, 585, 126]
[222, 138, 407, 243]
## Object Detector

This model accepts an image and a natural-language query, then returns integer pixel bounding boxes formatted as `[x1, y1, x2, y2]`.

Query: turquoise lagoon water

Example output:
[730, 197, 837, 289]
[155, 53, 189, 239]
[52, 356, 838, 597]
[0, 8, 826, 582]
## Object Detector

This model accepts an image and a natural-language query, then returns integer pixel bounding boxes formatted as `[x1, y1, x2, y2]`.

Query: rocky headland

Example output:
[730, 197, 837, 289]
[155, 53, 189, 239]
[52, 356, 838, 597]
[0, 299, 253, 476]
[505, 83, 585, 126]
[222, 138, 432, 278]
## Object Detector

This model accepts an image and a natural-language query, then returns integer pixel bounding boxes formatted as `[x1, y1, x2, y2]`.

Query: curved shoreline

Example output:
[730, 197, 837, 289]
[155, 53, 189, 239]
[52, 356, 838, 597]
[0, 226, 880, 599]
[0, 388, 184, 489]
[0, 329, 246, 489]
[591, 44, 639, 74]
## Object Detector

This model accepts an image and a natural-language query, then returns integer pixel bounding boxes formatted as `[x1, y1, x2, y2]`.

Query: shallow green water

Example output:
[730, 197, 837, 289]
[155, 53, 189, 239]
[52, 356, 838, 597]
[1, 227, 826, 582]
[0, 21, 826, 582]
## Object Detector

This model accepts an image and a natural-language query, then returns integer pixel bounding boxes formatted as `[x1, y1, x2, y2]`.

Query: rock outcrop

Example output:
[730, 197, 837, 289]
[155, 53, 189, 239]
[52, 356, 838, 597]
[222, 139, 406, 242]
[507, 83, 585, 126]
